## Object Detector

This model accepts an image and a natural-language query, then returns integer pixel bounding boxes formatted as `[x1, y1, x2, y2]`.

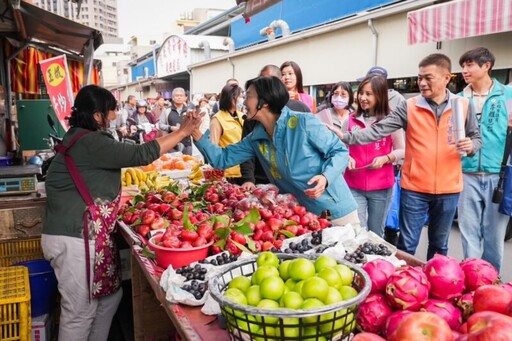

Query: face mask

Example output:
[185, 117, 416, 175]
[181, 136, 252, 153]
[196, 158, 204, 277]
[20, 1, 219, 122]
[208, 100, 216, 107]
[236, 98, 244, 110]
[331, 96, 349, 110]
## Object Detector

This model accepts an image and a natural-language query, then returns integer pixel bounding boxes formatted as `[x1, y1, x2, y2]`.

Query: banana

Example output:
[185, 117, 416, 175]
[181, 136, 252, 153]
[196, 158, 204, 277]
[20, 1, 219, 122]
[125, 172, 132, 186]
[127, 168, 139, 186]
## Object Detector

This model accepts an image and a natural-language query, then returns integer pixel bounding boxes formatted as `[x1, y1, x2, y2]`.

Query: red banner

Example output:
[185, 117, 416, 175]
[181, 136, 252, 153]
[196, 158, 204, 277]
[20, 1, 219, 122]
[39, 55, 73, 131]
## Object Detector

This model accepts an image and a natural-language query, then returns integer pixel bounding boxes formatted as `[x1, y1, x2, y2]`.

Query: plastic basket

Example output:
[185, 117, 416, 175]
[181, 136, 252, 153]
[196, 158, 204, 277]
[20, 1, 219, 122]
[0, 266, 31, 341]
[208, 253, 371, 341]
[0, 237, 43, 268]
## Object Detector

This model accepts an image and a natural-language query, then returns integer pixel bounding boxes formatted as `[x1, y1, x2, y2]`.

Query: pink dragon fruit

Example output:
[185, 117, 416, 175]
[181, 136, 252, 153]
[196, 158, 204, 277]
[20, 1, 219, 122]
[421, 298, 463, 330]
[362, 259, 396, 294]
[356, 293, 393, 334]
[424, 254, 465, 300]
[455, 291, 474, 321]
[384, 310, 413, 338]
[385, 266, 430, 311]
[460, 258, 500, 292]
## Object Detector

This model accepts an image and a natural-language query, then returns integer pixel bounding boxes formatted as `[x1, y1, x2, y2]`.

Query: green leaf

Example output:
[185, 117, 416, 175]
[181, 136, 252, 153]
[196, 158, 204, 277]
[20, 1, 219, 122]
[211, 215, 230, 226]
[131, 218, 142, 227]
[283, 219, 298, 226]
[182, 205, 196, 231]
[214, 239, 226, 249]
[163, 218, 170, 229]
[214, 227, 230, 240]
[279, 230, 295, 238]
[131, 194, 145, 205]
[141, 244, 156, 259]
[239, 208, 260, 225]
[230, 240, 253, 254]
[246, 237, 256, 252]
[233, 223, 253, 235]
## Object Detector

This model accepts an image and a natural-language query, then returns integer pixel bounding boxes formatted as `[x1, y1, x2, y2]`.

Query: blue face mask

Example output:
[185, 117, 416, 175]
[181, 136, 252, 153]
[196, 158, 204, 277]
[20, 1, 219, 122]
[236, 98, 244, 110]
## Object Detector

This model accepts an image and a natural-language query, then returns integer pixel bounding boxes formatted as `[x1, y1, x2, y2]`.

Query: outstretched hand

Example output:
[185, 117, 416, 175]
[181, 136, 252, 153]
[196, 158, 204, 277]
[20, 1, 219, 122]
[304, 174, 327, 199]
[179, 111, 203, 136]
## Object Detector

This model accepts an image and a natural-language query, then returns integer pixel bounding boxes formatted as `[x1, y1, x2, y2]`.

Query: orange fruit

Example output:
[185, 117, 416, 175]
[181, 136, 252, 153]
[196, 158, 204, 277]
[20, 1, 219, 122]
[174, 160, 186, 170]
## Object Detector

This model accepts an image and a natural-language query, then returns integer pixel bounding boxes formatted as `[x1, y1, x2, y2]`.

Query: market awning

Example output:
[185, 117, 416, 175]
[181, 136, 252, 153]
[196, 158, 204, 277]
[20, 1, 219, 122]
[0, 0, 102, 55]
[407, 0, 512, 45]
[235, 0, 281, 19]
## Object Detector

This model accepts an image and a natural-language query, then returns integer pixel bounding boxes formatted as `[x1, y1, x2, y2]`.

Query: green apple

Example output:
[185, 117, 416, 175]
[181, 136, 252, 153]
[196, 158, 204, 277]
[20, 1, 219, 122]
[302, 327, 327, 341]
[338, 285, 358, 301]
[278, 259, 292, 281]
[323, 287, 343, 305]
[293, 280, 305, 294]
[281, 291, 304, 309]
[228, 276, 252, 293]
[254, 325, 276, 341]
[319, 311, 344, 335]
[259, 276, 285, 301]
[251, 265, 279, 285]
[236, 314, 260, 333]
[314, 255, 337, 272]
[333, 264, 354, 286]
[285, 278, 297, 291]
[275, 317, 300, 338]
[256, 251, 279, 268]
[256, 299, 280, 324]
[224, 288, 247, 305]
[288, 258, 315, 281]
[245, 285, 262, 306]
[317, 267, 342, 289]
[300, 298, 324, 324]
[301, 276, 329, 302]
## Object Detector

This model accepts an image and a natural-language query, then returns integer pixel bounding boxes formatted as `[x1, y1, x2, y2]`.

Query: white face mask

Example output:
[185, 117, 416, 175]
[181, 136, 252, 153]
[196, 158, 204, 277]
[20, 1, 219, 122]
[236, 98, 244, 110]
[208, 100, 216, 107]
[331, 96, 349, 109]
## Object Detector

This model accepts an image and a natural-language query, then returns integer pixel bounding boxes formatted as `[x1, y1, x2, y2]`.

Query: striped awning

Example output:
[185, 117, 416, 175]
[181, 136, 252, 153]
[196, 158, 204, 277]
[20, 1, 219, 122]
[408, 0, 512, 45]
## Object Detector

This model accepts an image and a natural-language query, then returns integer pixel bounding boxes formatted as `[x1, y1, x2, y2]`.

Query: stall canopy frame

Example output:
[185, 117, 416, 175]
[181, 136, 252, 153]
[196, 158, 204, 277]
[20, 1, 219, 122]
[0, 0, 103, 118]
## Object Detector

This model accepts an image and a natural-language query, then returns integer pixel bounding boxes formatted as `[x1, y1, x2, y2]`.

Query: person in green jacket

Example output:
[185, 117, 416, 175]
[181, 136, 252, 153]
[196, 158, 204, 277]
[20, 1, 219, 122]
[457, 47, 512, 272]
[42, 85, 200, 341]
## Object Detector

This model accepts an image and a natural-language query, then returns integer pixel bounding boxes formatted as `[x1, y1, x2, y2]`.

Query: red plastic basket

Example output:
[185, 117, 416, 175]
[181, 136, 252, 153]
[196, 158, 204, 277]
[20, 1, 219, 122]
[148, 235, 213, 269]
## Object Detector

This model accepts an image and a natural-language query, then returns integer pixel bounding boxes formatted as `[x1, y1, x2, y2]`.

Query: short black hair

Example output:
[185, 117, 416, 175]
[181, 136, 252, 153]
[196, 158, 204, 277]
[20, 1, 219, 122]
[259, 64, 281, 78]
[245, 76, 289, 115]
[459, 47, 495, 74]
[68, 85, 117, 130]
[218, 83, 243, 112]
[419, 53, 452, 73]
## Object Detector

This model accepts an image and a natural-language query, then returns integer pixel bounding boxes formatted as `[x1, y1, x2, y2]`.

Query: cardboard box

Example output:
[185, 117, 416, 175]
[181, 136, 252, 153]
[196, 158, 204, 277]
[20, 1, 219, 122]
[31, 313, 53, 341]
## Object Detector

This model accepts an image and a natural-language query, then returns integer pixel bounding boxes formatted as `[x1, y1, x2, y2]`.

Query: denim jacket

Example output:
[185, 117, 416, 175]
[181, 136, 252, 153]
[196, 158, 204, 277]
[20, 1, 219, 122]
[195, 107, 357, 219]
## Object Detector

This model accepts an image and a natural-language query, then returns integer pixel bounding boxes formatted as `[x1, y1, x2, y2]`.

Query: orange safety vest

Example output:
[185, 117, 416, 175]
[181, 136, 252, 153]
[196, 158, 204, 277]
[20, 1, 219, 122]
[401, 95, 468, 194]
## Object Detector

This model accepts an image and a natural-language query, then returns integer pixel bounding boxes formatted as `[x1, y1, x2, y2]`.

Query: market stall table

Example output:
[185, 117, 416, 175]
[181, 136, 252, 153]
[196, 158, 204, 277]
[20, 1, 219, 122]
[119, 221, 425, 341]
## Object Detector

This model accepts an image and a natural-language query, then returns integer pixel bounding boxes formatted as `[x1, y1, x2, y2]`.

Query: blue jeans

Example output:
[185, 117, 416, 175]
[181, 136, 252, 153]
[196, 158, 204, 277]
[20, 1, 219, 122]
[458, 173, 509, 271]
[351, 187, 394, 237]
[397, 189, 459, 260]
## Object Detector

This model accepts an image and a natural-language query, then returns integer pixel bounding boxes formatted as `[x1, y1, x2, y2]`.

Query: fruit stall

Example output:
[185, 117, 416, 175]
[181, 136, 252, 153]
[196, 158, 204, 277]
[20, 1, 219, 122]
[117, 153, 512, 341]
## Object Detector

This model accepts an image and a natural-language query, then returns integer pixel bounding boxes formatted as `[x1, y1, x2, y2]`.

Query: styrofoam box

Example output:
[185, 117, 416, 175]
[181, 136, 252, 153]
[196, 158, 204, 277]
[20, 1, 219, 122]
[31, 313, 53, 341]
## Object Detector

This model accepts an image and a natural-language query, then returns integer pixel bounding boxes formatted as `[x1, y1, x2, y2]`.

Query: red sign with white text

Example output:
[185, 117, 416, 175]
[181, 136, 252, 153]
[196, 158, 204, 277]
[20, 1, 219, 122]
[39, 55, 73, 131]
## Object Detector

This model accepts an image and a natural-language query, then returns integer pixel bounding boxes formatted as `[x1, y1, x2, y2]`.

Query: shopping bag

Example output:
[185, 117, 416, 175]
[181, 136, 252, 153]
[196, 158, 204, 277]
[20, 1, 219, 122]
[498, 165, 512, 216]
[385, 174, 401, 230]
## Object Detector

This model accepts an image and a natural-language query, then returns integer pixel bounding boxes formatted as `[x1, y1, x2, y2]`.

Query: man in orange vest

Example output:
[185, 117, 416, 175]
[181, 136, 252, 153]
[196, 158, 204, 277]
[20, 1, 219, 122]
[334, 54, 481, 260]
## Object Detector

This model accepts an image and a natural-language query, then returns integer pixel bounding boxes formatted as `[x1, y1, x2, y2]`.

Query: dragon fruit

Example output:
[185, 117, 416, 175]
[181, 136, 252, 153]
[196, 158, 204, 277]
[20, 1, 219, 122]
[424, 254, 465, 300]
[455, 291, 474, 321]
[362, 259, 396, 294]
[385, 266, 430, 311]
[460, 258, 500, 292]
[421, 298, 463, 330]
[357, 293, 393, 334]
[384, 310, 413, 338]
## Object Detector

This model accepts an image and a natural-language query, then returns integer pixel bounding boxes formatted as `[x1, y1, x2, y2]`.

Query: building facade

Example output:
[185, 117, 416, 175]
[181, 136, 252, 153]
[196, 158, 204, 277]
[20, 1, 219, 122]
[31, 0, 119, 40]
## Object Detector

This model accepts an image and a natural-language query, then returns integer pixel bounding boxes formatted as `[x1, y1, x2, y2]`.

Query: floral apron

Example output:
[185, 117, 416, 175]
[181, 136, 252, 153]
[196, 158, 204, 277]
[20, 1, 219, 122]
[56, 130, 121, 299]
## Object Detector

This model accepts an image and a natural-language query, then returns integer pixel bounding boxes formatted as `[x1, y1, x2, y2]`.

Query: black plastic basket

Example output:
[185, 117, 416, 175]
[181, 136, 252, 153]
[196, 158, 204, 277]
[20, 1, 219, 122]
[208, 253, 371, 340]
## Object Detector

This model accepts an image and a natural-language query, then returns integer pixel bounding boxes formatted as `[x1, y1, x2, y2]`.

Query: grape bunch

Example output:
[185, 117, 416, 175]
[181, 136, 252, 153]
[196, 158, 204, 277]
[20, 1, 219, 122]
[198, 252, 239, 266]
[181, 280, 208, 300]
[283, 239, 313, 254]
[310, 231, 323, 245]
[176, 264, 208, 281]
[344, 242, 392, 264]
